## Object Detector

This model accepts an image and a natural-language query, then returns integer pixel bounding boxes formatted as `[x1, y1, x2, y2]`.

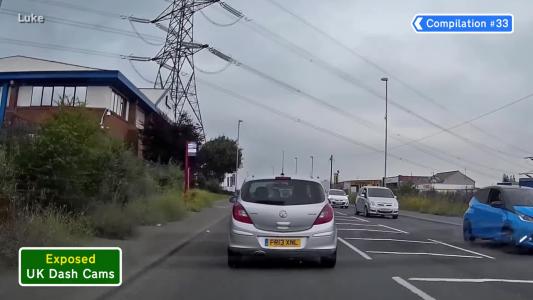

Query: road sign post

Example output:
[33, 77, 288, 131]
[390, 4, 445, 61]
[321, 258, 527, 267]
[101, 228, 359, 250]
[412, 14, 513, 33]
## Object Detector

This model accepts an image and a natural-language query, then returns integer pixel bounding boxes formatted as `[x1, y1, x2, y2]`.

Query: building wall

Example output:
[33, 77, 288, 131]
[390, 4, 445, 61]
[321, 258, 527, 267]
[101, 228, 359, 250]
[441, 172, 475, 186]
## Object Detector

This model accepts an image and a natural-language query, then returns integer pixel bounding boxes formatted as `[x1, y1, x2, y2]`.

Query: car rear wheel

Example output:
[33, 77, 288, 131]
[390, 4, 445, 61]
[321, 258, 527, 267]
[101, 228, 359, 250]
[227, 248, 242, 268]
[463, 220, 475, 242]
[320, 250, 337, 268]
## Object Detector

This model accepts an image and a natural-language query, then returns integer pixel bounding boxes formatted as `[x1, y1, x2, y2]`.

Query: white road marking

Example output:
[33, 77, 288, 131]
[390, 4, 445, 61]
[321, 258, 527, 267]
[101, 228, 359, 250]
[335, 223, 384, 227]
[392, 276, 436, 300]
[337, 228, 403, 234]
[338, 237, 372, 260]
[343, 238, 437, 244]
[428, 239, 495, 260]
[408, 278, 533, 284]
[335, 216, 370, 223]
[335, 211, 347, 216]
[379, 224, 409, 234]
[367, 251, 483, 259]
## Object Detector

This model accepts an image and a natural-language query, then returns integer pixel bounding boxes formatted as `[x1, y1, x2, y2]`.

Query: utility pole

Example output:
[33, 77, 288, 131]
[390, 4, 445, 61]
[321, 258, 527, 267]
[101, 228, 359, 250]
[126, 0, 218, 138]
[310, 155, 314, 179]
[294, 156, 298, 175]
[234, 120, 242, 194]
[381, 77, 389, 187]
[329, 155, 333, 189]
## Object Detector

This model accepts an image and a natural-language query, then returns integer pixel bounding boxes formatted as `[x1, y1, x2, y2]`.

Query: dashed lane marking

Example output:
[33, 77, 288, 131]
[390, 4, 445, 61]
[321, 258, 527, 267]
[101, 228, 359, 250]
[367, 251, 484, 259]
[338, 237, 372, 260]
[343, 238, 437, 244]
[392, 277, 436, 300]
[427, 239, 495, 260]
[335, 211, 347, 216]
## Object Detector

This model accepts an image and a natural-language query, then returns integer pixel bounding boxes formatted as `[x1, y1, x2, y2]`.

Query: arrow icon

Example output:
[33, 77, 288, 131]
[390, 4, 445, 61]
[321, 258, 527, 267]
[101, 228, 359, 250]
[413, 16, 423, 31]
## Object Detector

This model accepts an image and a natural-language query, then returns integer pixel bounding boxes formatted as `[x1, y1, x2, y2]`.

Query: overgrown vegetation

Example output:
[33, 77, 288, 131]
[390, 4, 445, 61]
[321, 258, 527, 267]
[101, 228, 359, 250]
[0, 109, 224, 265]
[395, 183, 470, 216]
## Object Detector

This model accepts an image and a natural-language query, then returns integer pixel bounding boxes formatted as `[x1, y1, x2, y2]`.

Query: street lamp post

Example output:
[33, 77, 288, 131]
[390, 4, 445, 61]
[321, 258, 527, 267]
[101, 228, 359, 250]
[381, 77, 389, 187]
[329, 155, 333, 189]
[310, 155, 314, 179]
[235, 120, 243, 194]
[294, 157, 298, 175]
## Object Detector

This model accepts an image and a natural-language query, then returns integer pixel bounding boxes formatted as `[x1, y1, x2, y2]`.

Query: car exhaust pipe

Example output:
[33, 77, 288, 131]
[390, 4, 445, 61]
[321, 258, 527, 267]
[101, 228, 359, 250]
[253, 250, 266, 256]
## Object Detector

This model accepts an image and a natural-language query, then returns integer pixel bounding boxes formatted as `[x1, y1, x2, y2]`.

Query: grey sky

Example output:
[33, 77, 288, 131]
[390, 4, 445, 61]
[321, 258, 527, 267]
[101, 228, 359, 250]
[1, 0, 533, 186]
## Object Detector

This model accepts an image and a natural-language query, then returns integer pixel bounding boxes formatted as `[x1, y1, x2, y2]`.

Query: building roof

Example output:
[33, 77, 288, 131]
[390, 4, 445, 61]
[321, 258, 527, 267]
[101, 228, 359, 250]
[432, 170, 475, 184]
[0, 56, 102, 72]
[0, 55, 161, 115]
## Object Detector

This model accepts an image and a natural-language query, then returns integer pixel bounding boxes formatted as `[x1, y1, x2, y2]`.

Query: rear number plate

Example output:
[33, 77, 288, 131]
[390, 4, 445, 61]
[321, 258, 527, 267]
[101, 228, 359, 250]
[265, 238, 301, 248]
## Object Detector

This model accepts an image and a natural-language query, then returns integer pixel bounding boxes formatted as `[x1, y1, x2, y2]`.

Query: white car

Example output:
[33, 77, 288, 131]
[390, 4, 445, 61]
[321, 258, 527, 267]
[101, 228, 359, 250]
[355, 186, 399, 219]
[327, 189, 349, 209]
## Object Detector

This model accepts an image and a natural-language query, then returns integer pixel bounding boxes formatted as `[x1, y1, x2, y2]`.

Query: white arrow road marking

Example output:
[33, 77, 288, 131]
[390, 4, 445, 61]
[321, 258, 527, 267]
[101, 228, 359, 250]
[393, 277, 436, 300]
[414, 16, 423, 31]
[338, 237, 372, 260]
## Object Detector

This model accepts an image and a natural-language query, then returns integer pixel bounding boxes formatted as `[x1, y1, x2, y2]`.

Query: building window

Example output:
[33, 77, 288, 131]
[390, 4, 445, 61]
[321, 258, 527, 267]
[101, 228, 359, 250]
[30, 86, 43, 107]
[28, 86, 87, 107]
[41, 87, 53, 106]
[110, 90, 127, 119]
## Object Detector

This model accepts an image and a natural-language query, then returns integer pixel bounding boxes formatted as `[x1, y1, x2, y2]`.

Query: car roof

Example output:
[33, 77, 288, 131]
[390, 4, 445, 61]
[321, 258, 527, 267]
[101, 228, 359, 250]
[244, 176, 322, 184]
[363, 186, 390, 189]
[483, 185, 533, 191]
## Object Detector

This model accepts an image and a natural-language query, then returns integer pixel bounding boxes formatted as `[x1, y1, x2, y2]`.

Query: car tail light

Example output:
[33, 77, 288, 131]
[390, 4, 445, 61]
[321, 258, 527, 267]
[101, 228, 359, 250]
[232, 203, 253, 224]
[313, 203, 334, 225]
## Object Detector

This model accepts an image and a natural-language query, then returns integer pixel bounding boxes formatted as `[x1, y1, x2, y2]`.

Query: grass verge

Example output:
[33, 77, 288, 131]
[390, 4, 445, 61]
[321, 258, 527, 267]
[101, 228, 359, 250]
[398, 195, 468, 217]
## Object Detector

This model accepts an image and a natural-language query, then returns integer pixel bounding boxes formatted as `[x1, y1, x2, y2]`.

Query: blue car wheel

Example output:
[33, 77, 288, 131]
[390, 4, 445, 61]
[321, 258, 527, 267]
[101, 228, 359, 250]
[463, 220, 475, 242]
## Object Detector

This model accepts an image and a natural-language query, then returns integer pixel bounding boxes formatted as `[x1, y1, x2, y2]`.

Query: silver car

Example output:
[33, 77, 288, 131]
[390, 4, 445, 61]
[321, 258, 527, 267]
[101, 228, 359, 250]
[355, 186, 399, 219]
[228, 176, 337, 268]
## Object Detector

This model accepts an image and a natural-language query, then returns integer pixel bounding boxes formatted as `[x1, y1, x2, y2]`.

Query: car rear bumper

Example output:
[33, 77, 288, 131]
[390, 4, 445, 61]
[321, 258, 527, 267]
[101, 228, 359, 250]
[229, 247, 336, 257]
[228, 219, 337, 255]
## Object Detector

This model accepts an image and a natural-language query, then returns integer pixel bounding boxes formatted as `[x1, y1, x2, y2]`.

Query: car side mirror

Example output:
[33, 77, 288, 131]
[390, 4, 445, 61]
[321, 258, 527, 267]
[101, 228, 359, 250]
[491, 200, 504, 208]
[229, 196, 237, 203]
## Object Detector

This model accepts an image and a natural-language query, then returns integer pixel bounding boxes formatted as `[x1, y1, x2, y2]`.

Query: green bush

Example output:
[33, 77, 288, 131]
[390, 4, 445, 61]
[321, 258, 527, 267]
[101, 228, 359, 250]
[88, 202, 136, 240]
[0, 207, 92, 265]
[184, 189, 223, 212]
[398, 194, 468, 216]
[125, 189, 186, 225]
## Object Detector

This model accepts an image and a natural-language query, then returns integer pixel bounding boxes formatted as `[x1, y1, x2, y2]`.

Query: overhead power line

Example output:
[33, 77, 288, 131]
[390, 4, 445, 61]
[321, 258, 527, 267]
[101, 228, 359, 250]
[197, 77, 435, 172]
[262, 0, 530, 156]
[0, 8, 164, 43]
[213, 2, 528, 169]
[206, 48, 513, 177]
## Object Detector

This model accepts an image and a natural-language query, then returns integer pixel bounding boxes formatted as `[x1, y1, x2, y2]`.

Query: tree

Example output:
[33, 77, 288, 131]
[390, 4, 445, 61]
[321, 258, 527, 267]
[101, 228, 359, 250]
[197, 136, 242, 183]
[502, 173, 510, 183]
[141, 112, 202, 166]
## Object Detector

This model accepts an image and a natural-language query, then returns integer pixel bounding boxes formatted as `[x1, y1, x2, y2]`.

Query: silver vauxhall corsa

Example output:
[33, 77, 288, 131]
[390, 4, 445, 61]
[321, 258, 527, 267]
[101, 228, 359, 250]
[228, 176, 337, 268]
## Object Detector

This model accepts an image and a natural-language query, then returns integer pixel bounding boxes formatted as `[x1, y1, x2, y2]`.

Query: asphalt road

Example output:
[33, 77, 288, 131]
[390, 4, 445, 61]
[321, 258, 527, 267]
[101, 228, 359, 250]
[103, 206, 533, 300]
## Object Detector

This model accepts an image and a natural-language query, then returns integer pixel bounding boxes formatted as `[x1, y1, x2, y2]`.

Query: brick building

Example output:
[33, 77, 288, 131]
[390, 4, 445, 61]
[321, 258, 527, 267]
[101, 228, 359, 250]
[0, 56, 173, 156]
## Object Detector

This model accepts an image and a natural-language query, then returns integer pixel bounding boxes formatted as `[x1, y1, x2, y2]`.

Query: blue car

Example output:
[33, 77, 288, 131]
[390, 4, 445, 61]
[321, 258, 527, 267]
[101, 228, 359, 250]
[463, 185, 533, 248]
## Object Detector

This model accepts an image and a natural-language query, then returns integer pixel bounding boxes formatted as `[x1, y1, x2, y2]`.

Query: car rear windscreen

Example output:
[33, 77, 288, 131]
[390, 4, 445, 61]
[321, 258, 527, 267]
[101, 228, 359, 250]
[241, 179, 325, 205]
[368, 188, 394, 198]
[329, 190, 346, 196]
[503, 188, 533, 207]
